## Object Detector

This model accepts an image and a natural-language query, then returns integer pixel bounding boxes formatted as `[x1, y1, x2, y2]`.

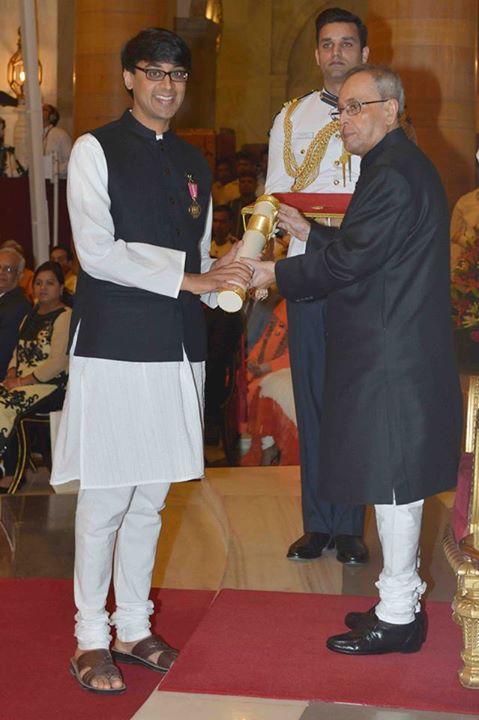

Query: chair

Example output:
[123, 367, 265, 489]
[443, 375, 479, 688]
[6, 412, 53, 494]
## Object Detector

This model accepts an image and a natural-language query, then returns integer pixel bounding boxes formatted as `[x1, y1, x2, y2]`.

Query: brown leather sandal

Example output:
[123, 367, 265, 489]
[69, 649, 126, 694]
[112, 634, 178, 673]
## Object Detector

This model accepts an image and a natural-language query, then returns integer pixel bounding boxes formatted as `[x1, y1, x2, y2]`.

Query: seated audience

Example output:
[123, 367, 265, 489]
[0, 247, 31, 379]
[212, 159, 236, 205]
[229, 171, 258, 238]
[210, 205, 238, 259]
[50, 243, 77, 295]
[241, 296, 299, 466]
[0, 239, 34, 302]
[0, 261, 71, 490]
[221, 151, 257, 204]
[255, 147, 269, 197]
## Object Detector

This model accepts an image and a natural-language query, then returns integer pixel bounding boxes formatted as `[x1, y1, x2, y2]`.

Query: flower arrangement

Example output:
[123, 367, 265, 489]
[451, 228, 479, 340]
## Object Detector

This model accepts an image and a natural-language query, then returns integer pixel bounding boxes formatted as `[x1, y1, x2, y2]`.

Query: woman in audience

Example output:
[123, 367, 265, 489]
[0, 261, 71, 491]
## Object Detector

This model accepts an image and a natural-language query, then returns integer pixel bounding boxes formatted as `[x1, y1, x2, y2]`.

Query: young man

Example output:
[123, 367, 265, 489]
[248, 65, 462, 654]
[266, 7, 370, 564]
[50, 244, 77, 294]
[51, 27, 251, 694]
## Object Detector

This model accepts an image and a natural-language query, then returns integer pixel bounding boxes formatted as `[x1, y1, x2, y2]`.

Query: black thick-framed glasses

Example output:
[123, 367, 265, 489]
[133, 66, 189, 82]
[330, 99, 389, 120]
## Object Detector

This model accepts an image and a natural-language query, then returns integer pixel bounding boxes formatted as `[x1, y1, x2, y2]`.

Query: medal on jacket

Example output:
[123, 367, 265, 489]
[186, 173, 201, 219]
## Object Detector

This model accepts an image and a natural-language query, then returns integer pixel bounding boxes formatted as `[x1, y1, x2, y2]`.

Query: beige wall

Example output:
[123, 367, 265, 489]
[216, 0, 367, 147]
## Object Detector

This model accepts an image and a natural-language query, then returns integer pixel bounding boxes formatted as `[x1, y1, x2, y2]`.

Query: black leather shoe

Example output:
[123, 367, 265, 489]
[345, 604, 428, 639]
[326, 616, 425, 655]
[286, 532, 331, 560]
[334, 535, 369, 564]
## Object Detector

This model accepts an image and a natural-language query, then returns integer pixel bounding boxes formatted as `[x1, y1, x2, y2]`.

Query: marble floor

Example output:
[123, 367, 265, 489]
[0, 463, 468, 720]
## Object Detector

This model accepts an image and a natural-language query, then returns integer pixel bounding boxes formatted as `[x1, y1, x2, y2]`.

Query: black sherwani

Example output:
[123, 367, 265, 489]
[276, 128, 462, 505]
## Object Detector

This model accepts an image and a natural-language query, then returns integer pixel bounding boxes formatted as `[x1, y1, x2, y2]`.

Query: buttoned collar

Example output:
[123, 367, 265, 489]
[121, 109, 172, 142]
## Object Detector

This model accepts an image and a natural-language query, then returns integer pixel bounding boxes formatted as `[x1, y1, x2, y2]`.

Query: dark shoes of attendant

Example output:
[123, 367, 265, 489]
[287, 532, 332, 560]
[327, 616, 425, 655]
[334, 535, 369, 564]
[345, 604, 428, 639]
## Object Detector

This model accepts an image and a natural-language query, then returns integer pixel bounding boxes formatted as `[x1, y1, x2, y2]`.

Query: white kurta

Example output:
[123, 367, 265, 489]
[266, 90, 361, 257]
[51, 133, 214, 489]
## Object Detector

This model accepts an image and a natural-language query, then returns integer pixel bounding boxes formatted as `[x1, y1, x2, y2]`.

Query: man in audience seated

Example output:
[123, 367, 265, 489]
[222, 151, 256, 203]
[212, 159, 235, 205]
[50, 244, 77, 295]
[229, 171, 258, 238]
[0, 247, 31, 379]
[210, 205, 238, 258]
[0, 240, 34, 302]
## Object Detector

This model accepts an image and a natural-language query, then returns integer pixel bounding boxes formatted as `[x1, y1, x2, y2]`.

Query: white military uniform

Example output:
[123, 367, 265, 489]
[266, 89, 360, 255]
[264, 89, 366, 544]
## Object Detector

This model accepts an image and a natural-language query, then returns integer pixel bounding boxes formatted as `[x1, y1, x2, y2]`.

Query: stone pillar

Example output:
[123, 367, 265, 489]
[173, 16, 219, 129]
[367, 0, 477, 208]
[73, 1, 175, 138]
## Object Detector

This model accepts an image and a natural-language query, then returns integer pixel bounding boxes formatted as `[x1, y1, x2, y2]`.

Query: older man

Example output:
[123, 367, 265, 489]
[248, 64, 462, 654]
[0, 247, 31, 379]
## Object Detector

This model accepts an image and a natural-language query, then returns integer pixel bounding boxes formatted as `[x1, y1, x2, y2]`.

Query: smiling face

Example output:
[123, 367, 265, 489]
[339, 72, 399, 157]
[315, 22, 368, 94]
[123, 61, 187, 133]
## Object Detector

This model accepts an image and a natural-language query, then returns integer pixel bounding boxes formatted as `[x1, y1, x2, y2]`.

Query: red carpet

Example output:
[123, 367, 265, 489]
[0, 579, 214, 720]
[160, 589, 479, 715]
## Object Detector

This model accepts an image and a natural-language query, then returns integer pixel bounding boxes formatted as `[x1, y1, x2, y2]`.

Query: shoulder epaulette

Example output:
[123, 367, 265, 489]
[283, 89, 318, 108]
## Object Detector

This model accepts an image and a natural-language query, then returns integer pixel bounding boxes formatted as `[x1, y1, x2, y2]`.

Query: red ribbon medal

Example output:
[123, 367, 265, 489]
[186, 173, 201, 219]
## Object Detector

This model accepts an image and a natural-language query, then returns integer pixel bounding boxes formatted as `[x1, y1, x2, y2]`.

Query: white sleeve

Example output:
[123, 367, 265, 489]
[265, 108, 289, 194]
[67, 134, 186, 298]
[57, 129, 72, 177]
[199, 198, 219, 309]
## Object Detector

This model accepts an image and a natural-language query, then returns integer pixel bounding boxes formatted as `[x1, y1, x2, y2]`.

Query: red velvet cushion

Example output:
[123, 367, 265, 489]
[453, 451, 473, 542]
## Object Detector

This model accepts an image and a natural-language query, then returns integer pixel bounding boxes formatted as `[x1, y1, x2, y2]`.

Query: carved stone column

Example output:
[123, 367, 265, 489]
[367, 0, 477, 208]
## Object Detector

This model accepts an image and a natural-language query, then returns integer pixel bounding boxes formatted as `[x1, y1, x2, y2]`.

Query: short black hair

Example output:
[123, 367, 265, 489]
[213, 205, 233, 218]
[236, 150, 254, 162]
[50, 244, 73, 262]
[121, 27, 192, 73]
[33, 260, 65, 286]
[315, 7, 367, 49]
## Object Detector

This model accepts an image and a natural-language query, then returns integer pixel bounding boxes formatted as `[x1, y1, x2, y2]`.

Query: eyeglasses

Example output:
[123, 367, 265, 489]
[330, 99, 389, 120]
[133, 66, 189, 82]
[0, 264, 18, 274]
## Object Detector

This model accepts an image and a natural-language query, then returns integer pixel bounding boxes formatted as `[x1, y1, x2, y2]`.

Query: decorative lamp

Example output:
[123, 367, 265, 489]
[7, 28, 43, 99]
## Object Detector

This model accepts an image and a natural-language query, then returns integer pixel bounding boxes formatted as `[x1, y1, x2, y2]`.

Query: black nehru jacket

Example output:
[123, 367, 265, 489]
[70, 110, 212, 362]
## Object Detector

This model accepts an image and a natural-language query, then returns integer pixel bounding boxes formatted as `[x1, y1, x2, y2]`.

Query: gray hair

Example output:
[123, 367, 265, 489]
[344, 64, 405, 115]
[0, 247, 26, 277]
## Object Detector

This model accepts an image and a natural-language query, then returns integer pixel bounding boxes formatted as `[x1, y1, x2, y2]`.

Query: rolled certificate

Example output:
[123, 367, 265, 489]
[218, 194, 280, 312]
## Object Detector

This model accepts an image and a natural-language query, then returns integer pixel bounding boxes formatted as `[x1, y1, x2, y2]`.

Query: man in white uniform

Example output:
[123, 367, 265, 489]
[265, 7, 369, 564]
[42, 104, 72, 178]
[51, 27, 251, 695]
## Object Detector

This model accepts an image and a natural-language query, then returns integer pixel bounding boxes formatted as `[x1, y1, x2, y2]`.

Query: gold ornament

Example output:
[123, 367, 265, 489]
[283, 99, 340, 191]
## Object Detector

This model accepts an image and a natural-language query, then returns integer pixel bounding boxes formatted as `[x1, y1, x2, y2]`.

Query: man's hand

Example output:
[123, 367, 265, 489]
[241, 258, 276, 289]
[182, 257, 253, 295]
[278, 203, 311, 241]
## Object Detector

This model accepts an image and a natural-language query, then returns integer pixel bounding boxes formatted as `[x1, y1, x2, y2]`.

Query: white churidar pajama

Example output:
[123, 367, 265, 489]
[50, 132, 215, 647]
[374, 498, 426, 625]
